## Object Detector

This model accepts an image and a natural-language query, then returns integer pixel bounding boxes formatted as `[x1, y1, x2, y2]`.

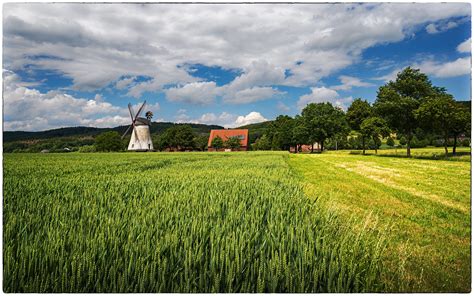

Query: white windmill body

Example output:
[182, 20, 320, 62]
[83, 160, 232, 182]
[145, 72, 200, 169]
[128, 118, 154, 151]
[122, 101, 154, 152]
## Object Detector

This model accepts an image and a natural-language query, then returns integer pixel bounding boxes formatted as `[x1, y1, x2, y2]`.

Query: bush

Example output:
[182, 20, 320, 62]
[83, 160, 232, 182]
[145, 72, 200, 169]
[386, 137, 395, 147]
[399, 136, 407, 146]
[95, 131, 124, 152]
[461, 138, 471, 147]
[78, 145, 96, 153]
[410, 136, 428, 148]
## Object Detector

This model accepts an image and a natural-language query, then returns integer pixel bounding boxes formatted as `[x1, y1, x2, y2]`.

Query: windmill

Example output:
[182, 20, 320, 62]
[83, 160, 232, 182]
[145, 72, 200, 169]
[122, 101, 154, 151]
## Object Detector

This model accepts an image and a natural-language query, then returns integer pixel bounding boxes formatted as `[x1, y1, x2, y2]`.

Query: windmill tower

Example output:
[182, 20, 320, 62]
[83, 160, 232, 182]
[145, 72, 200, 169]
[122, 101, 154, 151]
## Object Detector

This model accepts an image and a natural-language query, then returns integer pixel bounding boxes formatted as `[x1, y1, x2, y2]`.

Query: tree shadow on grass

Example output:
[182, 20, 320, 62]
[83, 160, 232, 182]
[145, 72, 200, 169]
[349, 150, 471, 162]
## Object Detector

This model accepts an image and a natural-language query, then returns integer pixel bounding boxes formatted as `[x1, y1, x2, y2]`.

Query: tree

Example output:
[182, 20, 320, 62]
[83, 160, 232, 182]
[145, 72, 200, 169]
[267, 115, 295, 151]
[450, 106, 470, 155]
[145, 111, 153, 121]
[415, 93, 470, 156]
[210, 136, 224, 150]
[301, 102, 348, 152]
[254, 134, 272, 150]
[374, 67, 440, 157]
[174, 125, 195, 150]
[194, 135, 209, 151]
[95, 131, 124, 152]
[292, 115, 310, 153]
[347, 98, 373, 154]
[360, 117, 390, 154]
[159, 127, 177, 151]
[225, 136, 242, 150]
[386, 137, 395, 147]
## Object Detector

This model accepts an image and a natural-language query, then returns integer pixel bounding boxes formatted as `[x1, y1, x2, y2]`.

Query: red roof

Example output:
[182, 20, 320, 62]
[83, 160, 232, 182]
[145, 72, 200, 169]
[208, 129, 249, 147]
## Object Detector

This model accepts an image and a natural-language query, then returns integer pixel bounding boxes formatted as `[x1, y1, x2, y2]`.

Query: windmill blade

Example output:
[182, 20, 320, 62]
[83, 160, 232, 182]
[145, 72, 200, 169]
[128, 103, 135, 121]
[134, 100, 147, 120]
[121, 124, 133, 139]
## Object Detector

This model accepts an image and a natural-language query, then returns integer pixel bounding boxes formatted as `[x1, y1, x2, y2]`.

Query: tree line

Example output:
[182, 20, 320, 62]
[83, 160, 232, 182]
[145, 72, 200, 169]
[254, 67, 470, 157]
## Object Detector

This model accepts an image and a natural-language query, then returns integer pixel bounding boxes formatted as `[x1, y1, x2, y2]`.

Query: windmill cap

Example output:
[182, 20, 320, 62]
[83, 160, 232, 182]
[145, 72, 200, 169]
[135, 117, 151, 125]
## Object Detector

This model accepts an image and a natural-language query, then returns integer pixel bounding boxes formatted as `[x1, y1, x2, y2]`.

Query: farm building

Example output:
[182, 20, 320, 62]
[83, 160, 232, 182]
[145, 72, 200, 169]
[290, 143, 321, 153]
[208, 129, 249, 151]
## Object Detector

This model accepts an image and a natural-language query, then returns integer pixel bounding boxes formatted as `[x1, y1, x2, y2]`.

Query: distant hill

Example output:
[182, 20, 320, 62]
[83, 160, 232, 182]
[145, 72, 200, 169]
[235, 121, 273, 143]
[4, 122, 224, 143]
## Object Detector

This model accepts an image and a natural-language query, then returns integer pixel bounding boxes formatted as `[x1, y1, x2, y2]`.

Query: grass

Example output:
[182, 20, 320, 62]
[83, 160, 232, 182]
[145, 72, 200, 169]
[4, 152, 386, 293]
[349, 146, 471, 161]
[289, 147, 471, 292]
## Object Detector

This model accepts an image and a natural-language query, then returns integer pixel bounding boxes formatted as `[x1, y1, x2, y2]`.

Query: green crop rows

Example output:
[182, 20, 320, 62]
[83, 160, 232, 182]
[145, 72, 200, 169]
[4, 152, 386, 292]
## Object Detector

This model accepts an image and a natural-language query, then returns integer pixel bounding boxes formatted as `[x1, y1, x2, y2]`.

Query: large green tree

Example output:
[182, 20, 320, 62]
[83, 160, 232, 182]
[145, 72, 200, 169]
[450, 107, 470, 155]
[416, 94, 470, 156]
[253, 134, 272, 150]
[174, 125, 195, 150]
[374, 67, 441, 157]
[268, 115, 295, 151]
[158, 125, 196, 151]
[95, 131, 124, 152]
[347, 98, 373, 154]
[301, 102, 348, 152]
[194, 135, 209, 151]
[291, 115, 310, 153]
[360, 117, 390, 154]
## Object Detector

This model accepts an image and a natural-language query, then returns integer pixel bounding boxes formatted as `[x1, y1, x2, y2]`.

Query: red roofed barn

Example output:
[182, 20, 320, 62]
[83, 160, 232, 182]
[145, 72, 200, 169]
[208, 129, 249, 151]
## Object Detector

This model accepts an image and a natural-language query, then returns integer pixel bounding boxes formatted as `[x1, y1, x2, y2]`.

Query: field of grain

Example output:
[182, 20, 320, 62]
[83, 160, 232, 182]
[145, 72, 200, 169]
[289, 147, 471, 292]
[4, 152, 386, 293]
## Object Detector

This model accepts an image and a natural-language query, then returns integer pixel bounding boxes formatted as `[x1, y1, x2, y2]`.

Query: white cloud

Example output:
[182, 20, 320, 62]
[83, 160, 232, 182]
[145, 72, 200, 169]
[235, 112, 268, 126]
[425, 23, 439, 34]
[416, 57, 471, 78]
[3, 3, 470, 94]
[277, 101, 291, 112]
[298, 86, 339, 109]
[115, 76, 135, 89]
[165, 81, 219, 105]
[297, 86, 353, 110]
[223, 86, 283, 104]
[426, 20, 459, 34]
[197, 112, 235, 126]
[180, 110, 267, 128]
[457, 38, 471, 53]
[3, 70, 138, 131]
[331, 75, 374, 90]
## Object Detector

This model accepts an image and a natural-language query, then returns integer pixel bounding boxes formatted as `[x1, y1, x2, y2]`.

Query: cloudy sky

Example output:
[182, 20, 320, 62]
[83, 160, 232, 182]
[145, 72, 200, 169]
[3, 3, 471, 131]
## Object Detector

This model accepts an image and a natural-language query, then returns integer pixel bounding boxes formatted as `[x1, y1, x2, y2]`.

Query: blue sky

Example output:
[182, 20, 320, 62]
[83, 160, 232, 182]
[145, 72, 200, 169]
[3, 3, 471, 131]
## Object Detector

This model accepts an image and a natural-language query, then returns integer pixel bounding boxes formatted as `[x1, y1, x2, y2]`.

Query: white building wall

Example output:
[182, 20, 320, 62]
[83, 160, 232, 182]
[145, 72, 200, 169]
[128, 125, 154, 151]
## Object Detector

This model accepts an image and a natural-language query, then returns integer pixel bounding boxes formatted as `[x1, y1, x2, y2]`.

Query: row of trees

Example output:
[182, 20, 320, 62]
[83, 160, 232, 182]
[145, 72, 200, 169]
[257, 67, 470, 157]
[92, 125, 244, 152]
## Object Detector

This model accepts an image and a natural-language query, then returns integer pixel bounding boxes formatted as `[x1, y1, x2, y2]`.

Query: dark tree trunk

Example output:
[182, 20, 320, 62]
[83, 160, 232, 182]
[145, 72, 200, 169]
[407, 132, 412, 157]
[362, 136, 366, 155]
[453, 135, 457, 156]
[320, 141, 324, 152]
[444, 132, 449, 157]
[311, 143, 314, 153]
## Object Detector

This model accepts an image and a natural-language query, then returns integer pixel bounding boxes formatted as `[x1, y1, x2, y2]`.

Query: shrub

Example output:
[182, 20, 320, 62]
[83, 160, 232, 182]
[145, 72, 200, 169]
[78, 145, 96, 153]
[95, 131, 124, 152]
[461, 138, 471, 147]
[386, 137, 395, 147]
[399, 136, 407, 146]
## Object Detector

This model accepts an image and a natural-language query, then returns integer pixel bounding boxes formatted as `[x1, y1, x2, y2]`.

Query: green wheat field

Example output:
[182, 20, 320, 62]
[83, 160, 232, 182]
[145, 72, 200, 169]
[3, 148, 471, 292]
